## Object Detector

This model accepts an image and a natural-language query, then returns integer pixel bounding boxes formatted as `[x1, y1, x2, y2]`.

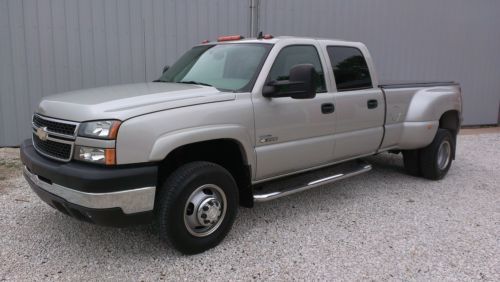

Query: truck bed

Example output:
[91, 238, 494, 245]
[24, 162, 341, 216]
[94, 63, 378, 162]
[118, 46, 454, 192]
[379, 80, 458, 89]
[377, 79, 461, 152]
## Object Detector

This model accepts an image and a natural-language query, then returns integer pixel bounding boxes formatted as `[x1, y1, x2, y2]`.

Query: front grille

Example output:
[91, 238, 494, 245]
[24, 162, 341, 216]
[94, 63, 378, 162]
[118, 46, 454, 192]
[33, 133, 72, 161]
[33, 114, 77, 136]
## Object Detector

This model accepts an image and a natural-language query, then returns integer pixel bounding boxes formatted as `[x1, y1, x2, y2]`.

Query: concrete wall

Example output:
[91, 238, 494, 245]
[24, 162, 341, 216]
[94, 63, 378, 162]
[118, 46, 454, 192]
[1, 0, 499, 146]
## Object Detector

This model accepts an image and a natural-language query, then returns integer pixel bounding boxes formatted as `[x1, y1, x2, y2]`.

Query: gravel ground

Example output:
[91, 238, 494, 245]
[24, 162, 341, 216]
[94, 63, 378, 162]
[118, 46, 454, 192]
[0, 133, 499, 281]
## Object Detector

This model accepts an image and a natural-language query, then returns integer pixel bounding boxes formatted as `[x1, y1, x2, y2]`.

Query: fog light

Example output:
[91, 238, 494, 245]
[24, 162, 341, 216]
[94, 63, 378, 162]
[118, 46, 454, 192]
[74, 146, 115, 165]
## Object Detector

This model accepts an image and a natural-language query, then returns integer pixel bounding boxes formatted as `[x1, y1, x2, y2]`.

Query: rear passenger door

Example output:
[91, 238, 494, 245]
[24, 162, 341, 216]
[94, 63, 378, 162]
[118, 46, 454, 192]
[326, 46, 385, 160]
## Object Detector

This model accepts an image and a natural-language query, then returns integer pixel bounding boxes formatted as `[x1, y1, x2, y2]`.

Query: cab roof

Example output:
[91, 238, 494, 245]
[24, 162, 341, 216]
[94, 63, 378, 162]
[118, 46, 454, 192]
[199, 35, 361, 47]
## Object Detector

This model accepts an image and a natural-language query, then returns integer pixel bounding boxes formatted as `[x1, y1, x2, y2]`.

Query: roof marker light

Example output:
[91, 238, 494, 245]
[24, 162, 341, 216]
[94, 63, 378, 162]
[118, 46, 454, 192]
[217, 35, 244, 42]
[201, 39, 210, 44]
[257, 32, 274, 39]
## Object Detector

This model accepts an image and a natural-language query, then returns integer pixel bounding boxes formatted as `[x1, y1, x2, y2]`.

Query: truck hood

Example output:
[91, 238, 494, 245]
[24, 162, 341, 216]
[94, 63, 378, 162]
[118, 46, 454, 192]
[36, 82, 236, 122]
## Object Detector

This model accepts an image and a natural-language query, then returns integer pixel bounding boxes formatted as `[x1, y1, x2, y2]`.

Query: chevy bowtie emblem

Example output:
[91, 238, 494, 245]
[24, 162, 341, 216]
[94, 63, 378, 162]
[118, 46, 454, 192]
[36, 127, 49, 141]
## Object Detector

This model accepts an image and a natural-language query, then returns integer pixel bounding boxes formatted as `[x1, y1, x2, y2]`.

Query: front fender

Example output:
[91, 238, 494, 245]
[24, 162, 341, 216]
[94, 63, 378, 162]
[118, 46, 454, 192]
[149, 124, 255, 171]
[116, 93, 255, 167]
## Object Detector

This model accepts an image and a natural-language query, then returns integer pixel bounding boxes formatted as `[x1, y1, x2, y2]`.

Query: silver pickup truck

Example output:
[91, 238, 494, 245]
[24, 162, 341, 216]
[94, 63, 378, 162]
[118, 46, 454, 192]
[20, 35, 462, 254]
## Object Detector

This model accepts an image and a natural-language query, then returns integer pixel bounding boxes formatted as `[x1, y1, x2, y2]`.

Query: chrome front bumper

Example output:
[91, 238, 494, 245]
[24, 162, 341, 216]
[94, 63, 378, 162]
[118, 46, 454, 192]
[23, 166, 155, 214]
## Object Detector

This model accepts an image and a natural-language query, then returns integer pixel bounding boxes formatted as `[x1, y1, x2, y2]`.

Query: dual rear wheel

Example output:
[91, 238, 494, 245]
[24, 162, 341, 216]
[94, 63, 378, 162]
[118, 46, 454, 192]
[403, 128, 455, 180]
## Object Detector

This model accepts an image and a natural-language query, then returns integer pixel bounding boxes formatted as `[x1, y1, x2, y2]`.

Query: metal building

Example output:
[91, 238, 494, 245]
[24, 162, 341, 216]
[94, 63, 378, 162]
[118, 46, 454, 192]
[1, 0, 499, 146]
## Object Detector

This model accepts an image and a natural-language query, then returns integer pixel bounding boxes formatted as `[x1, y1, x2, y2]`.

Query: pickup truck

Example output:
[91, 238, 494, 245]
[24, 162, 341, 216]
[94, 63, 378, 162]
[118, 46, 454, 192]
[20, 35, 462, 254]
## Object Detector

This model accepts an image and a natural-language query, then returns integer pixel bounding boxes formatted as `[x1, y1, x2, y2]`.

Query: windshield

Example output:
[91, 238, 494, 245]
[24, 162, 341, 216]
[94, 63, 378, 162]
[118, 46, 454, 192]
[157, 43, 272, 92]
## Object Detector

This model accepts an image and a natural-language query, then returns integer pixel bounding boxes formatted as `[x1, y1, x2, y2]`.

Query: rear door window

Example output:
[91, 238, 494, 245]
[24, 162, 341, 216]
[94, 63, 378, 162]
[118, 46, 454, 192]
[327, 46, 372, 91]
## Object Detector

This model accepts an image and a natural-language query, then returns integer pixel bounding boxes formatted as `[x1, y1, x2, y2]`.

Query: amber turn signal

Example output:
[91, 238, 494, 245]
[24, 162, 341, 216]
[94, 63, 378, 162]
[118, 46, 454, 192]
[105, 148, 116, 165]
[108, 121, 121, 139]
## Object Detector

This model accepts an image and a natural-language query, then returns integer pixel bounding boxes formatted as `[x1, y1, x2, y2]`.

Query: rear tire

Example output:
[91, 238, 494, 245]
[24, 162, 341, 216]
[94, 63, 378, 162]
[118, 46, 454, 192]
[156, 161, 238, 254]
[419, 129, 454, 180]
[402, 150, 421, 176]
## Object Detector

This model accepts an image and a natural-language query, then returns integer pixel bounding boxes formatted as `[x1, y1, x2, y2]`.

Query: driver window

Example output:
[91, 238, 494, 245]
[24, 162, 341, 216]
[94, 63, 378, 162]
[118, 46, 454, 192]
[268, 45, 326, 93]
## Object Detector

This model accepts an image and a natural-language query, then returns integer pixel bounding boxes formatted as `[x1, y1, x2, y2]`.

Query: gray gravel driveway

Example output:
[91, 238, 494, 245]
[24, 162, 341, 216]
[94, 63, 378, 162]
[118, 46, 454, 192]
[0, 132, 499, 281]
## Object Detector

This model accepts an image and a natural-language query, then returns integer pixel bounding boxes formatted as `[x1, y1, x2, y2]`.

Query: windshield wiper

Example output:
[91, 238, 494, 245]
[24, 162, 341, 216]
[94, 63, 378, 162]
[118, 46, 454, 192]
[178, 80, 213, 87]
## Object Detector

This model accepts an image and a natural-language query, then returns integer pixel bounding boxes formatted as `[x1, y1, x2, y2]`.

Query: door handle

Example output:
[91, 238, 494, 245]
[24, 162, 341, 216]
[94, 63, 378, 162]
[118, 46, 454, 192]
[321, 103, 335, 114]
[367, 99, 378, 109]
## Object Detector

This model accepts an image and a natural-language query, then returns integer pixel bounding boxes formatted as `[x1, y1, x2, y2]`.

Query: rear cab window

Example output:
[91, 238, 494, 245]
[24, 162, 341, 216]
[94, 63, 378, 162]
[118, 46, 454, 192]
[326, 46, 372, 91]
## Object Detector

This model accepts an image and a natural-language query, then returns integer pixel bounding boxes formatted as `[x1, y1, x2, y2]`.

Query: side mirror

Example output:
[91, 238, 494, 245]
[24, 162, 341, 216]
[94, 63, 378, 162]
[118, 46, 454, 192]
[262, 64, 316, 99]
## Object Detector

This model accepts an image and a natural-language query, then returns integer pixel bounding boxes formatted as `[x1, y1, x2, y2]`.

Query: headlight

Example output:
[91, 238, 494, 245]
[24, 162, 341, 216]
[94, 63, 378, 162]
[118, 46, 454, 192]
[74, 146, 116, 165]
[78, 120, 121, 139]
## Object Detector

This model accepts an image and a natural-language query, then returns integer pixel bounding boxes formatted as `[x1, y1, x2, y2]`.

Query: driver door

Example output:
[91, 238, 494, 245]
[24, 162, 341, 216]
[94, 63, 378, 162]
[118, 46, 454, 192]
[253, 44, 336, 180]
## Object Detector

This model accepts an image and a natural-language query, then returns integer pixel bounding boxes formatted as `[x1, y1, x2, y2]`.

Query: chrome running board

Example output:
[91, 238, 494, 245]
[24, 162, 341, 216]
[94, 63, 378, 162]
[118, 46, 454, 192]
[253, 160, 372, 202]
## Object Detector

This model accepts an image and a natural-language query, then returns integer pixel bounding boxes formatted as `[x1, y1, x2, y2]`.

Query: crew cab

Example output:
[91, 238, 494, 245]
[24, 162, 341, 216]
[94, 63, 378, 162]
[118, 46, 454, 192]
[20, 35, 462, 254]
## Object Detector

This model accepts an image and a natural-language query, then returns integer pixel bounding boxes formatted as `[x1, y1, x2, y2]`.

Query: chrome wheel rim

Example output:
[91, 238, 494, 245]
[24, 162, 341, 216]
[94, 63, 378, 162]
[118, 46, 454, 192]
[437, 140, 451, 170]
[184, 184, 226, 237]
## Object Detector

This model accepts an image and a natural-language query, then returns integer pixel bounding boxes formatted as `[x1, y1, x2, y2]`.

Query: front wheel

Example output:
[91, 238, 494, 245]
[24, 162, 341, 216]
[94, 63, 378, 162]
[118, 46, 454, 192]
[419, 129, 454, 180]
[156, 161, 238, 254]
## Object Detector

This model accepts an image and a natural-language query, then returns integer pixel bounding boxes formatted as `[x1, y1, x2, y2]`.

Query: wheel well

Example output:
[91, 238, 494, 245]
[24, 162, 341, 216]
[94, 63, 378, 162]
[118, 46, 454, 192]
[439, 110, 460, 159]
[157, 139, 253, 208]
[439, 110, 460, 136]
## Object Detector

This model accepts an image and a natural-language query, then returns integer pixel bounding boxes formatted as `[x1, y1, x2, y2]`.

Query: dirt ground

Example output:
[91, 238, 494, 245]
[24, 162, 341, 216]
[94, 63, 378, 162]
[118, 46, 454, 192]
[0, 148, 22, 194]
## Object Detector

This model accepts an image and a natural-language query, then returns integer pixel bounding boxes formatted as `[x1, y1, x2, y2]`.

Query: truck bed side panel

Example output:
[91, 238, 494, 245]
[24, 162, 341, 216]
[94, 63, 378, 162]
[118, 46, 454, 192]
[379, 84, 461, 150]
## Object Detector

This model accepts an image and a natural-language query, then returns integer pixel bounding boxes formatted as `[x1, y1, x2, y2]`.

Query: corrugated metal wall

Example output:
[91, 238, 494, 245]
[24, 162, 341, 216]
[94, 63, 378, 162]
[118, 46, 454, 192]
[260, 0, 500, 127]
[1, 0, 499, 146]
[0, 0, 250, 146]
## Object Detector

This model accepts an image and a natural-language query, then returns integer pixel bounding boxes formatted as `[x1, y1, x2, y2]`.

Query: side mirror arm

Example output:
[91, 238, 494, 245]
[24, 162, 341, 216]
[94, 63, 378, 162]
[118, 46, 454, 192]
[262, 80, 305, 98]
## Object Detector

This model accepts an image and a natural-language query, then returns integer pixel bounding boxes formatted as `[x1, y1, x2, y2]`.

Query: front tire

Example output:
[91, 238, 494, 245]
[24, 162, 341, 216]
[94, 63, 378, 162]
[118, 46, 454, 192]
[419, 129, 454, 180]
[156, 161, 238, 254]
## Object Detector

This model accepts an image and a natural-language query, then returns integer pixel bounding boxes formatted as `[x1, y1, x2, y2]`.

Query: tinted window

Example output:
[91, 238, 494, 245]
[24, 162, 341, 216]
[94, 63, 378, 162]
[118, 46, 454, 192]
[327, 46, 372, 91]
[268, 45, 326, 93]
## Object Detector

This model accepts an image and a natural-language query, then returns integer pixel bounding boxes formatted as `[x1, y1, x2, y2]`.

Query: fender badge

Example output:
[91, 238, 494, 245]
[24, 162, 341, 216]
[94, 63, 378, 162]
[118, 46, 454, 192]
[259, 135, 278, 143]
[36, 127, 49, 141]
